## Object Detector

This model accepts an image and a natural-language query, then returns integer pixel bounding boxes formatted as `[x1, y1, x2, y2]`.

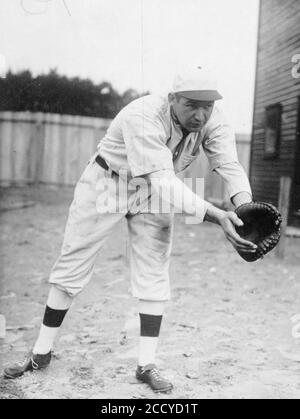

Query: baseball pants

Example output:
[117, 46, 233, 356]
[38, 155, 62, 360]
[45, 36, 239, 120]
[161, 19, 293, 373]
[49, 154, 174, 301]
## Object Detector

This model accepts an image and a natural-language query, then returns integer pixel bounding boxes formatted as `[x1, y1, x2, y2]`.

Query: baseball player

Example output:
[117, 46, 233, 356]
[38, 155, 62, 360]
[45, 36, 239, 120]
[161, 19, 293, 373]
[3, 67, 256, 393]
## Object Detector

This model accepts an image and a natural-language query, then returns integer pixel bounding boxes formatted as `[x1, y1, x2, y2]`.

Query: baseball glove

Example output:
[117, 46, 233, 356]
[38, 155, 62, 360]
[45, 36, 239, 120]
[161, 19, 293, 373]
[235, 202, 282, 262]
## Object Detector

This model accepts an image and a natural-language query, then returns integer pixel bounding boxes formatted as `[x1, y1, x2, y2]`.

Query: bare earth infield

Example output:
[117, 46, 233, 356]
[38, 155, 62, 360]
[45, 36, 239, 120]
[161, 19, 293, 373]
[0, 185, 300, 399]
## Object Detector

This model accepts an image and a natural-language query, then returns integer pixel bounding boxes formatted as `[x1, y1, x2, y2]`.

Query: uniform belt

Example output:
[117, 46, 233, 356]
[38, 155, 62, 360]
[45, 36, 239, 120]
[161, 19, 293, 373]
[95, 154, 118, 176]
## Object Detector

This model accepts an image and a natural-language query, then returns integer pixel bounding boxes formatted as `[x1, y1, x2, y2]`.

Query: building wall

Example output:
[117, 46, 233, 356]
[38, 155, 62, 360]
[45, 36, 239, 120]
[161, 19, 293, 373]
[250, 0, 300, 213]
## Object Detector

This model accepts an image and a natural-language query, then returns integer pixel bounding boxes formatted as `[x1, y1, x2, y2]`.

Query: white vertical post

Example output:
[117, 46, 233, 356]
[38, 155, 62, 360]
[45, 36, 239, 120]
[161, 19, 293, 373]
[276, 176, 292, 259]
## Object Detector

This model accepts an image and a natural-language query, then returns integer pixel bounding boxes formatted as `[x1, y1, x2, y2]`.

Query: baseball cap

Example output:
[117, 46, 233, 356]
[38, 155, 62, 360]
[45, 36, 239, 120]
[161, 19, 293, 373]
[172, 66, 223, 101]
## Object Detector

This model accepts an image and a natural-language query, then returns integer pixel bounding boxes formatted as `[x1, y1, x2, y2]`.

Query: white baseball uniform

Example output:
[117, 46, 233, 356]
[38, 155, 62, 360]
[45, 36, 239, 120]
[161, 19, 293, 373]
[49, 94, 251, 300]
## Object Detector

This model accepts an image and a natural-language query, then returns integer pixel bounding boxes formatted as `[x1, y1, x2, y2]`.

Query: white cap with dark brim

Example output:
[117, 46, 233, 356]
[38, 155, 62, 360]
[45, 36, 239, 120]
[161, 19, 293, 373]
[172, 66, 223, 101]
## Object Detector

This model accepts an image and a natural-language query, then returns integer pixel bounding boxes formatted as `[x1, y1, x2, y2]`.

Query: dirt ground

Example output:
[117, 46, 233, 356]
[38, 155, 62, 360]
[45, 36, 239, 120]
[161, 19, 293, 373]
[1, 185, 300, 399]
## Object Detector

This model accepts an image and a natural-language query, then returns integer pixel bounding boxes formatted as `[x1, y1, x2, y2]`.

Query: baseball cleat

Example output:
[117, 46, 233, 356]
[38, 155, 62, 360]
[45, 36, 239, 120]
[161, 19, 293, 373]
[136, 363, 173, 393]
[3, 351, 52, 379]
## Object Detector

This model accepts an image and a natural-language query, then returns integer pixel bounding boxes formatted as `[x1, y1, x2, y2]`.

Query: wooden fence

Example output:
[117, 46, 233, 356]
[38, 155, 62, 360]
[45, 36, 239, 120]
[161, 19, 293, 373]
[0, 111, 251, 203]
[0, 111, 110, 186]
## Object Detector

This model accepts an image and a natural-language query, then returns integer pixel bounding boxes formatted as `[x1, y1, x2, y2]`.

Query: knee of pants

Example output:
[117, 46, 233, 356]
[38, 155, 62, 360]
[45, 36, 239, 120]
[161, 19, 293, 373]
[130, 258, 171, 302]
[131, 277, 171, 302]
[49, 259, 94, 298]
[49, 283, 77, 300]
[49, 277, 90, 298]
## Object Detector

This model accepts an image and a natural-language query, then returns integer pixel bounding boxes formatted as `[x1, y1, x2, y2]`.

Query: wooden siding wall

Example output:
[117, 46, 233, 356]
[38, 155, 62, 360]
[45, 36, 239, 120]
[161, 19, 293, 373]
[250, 0, 300, 205]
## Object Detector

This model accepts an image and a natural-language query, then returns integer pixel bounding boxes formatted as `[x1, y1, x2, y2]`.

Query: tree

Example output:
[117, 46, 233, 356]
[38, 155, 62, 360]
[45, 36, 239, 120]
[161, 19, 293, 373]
[0, 69, 146, 118]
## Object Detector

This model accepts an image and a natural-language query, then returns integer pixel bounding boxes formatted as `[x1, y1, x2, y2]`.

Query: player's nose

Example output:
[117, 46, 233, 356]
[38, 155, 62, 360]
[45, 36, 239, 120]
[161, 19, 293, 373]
[194, 109, 205, 123]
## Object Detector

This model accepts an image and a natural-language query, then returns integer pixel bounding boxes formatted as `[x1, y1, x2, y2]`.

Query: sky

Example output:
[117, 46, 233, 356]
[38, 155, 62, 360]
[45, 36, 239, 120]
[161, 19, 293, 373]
[0, 0, 260, 132]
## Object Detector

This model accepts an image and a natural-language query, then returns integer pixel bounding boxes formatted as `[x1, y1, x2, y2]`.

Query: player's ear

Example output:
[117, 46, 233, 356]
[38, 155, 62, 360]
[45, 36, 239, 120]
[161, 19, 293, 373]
[168, 93, 176, 104]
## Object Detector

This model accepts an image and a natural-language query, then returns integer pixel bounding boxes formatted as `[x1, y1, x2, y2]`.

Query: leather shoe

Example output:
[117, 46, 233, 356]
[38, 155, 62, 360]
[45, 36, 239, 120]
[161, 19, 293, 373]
[4, 351, 51, 379]
[136, 363, 173, 393]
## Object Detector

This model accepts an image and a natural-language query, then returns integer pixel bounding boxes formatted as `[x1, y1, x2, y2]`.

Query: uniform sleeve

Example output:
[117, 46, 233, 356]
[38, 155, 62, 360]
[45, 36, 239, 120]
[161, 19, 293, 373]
[202, 106, 239, 170]
[122, 111, 174, 177]
[214, 162, 252, 199]
[202, 106, 252, 198]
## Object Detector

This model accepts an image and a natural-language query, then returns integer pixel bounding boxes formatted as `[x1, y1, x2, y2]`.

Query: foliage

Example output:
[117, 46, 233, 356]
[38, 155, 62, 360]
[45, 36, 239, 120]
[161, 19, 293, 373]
[0, 69, 147, 118]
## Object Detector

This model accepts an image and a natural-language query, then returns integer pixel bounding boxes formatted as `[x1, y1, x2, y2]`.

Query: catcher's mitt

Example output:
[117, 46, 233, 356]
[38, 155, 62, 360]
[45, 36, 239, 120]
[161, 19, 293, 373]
[235, 202, 282, 262]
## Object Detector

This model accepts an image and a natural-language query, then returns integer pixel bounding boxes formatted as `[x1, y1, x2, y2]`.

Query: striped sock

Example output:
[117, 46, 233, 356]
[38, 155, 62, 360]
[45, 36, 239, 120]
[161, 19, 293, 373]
[33, 287, 72, 354]
[138, 313, 163, 367]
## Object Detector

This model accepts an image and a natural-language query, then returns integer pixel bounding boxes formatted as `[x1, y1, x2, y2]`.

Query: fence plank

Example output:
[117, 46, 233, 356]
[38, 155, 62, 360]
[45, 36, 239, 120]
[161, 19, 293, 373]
[13, 120, 32, 184]
[0, 112, 13, 185]
[65, 121, 78, 185]
[40, 114, 51, 183]
[34, 115, 46, 184]
[50, 114, 62, 184]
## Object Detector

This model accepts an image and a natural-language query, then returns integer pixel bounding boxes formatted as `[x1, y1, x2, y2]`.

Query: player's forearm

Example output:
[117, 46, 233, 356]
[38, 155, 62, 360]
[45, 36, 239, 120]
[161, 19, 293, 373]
[214, 162, 252, 206]
[149, 170, 211, 221]
[231, 191, 252, 207]
[203, 204, 227, 225]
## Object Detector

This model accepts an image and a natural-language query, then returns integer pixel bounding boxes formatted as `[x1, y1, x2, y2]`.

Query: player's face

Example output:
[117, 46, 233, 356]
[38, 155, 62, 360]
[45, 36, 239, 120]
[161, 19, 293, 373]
[169, 94, 214, 132]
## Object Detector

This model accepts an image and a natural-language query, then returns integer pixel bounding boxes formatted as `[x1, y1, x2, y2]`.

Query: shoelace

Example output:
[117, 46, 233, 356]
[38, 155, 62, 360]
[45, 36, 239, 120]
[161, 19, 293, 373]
[150, 368, 165, 382]
[31, 358, 39, 369]
[16, 355, 39, 369]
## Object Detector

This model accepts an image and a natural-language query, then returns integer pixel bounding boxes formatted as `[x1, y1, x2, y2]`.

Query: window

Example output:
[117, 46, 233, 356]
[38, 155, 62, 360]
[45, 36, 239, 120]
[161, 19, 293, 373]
[264, 103, 282, 159]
